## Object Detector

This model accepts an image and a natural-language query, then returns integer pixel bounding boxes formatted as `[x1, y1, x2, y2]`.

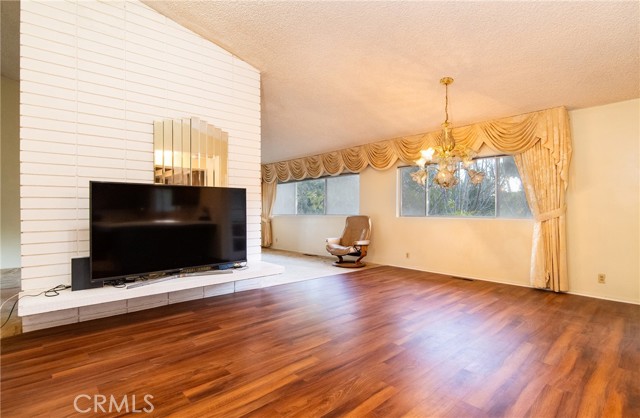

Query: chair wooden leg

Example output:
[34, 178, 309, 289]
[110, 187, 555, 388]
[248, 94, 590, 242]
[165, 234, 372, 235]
[354, 246, 368, 266]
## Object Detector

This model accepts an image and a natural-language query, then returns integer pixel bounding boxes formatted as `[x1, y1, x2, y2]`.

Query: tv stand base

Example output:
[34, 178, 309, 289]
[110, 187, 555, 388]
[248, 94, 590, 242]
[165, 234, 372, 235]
[127, 270, 233, 289]
[18, 261, 284, 332]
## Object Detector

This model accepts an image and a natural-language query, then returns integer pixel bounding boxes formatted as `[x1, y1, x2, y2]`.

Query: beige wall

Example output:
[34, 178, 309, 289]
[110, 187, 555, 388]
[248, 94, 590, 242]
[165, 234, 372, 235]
[273, 216, 346, 255]
[272, 167, 533, 286]
[272, 99, 640, 303]
[1, 76, 20, 269]
[363, 167, 534, 285]
[567, 99, 639, 303]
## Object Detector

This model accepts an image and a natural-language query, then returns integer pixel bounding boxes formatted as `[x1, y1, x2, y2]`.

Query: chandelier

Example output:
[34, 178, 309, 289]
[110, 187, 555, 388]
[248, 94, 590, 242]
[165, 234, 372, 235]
[411, 77, 484, 188]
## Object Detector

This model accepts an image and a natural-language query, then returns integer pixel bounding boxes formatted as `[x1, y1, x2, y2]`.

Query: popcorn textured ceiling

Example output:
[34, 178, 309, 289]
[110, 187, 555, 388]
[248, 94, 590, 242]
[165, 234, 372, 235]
[146, 2, 637, 163]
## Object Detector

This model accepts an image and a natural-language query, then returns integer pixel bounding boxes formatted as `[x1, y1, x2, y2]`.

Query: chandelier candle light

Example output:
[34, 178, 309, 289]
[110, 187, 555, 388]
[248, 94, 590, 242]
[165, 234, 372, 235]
[411, 77, 485, 188]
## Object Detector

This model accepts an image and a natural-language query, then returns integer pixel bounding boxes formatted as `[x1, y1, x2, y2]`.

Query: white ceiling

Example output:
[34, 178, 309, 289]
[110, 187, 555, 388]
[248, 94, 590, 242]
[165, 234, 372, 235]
[3, 2, 638, 163]
[144, 1, 639, 163]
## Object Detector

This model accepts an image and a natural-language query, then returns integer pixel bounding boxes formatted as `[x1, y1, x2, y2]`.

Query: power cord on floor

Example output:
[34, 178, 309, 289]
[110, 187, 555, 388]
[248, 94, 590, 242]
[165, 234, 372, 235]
[0, 284, 71, 329]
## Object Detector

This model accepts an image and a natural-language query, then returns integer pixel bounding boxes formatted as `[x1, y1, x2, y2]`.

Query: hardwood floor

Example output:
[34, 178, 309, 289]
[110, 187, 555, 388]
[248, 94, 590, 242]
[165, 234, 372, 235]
[1, 266, 638, 417]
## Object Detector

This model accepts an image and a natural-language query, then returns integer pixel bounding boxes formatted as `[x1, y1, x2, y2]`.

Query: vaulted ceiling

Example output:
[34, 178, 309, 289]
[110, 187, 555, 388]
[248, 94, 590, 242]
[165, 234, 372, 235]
[144, 1, 639, 163]
[3, 2, 638, 163]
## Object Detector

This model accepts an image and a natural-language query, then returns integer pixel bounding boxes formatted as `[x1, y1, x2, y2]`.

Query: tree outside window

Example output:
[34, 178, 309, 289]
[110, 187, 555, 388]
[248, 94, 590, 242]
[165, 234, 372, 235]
[273, 175, 359, 216]
[400, 156, 531, 218]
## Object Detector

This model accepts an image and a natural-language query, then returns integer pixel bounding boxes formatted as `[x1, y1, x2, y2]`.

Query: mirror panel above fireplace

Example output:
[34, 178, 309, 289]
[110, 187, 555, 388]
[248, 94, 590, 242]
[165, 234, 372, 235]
[154, 117, 228, 187]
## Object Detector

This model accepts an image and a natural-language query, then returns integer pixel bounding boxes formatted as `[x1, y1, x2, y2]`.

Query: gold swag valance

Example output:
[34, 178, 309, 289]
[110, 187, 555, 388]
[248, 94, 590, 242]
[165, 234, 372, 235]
[261, 106, 570, 189]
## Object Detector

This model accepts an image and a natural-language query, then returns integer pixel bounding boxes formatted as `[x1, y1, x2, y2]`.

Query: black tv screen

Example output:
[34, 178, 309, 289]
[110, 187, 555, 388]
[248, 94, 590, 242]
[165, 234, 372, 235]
[90, 181, 247, 281]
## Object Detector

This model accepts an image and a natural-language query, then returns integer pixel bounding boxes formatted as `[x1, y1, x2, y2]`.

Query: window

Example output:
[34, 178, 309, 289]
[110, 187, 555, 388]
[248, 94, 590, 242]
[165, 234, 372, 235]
[296, 179, 325, 215]
[399, 156, 531, 218]
[273, 174, 359, 215]
[272, 182, 295, 215]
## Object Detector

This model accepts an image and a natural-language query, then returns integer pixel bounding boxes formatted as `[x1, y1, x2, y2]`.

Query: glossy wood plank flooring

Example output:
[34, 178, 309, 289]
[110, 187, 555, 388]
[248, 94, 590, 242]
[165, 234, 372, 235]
[1, 266, 638, 417]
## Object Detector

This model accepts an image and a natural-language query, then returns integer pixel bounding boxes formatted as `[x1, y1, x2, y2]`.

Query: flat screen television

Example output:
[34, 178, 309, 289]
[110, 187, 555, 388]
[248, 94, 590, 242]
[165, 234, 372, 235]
[90, 181, 247, 283]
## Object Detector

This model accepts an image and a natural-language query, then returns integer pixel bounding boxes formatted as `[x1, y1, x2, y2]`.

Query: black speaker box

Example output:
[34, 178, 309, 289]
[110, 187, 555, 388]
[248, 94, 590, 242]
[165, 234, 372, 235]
[71, 257, 102, 291]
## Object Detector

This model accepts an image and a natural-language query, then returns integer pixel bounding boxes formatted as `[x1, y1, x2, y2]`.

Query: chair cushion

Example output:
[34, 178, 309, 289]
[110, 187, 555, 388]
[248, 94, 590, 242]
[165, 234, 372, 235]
[326, 243, 358, 256]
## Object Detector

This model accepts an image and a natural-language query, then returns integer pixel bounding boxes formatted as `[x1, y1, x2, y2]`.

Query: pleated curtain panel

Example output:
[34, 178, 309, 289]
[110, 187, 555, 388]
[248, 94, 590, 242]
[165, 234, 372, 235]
[261, 180, 277, 248]
[261, 106, 572, 292]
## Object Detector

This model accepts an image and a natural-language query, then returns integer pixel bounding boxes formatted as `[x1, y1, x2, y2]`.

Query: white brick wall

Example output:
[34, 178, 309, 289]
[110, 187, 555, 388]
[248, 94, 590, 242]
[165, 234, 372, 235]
[20, 0, 262, 291]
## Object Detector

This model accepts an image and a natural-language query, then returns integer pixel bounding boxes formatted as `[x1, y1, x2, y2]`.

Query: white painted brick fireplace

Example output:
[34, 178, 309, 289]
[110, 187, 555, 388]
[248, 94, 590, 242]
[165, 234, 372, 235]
[19, 0, 269, 331]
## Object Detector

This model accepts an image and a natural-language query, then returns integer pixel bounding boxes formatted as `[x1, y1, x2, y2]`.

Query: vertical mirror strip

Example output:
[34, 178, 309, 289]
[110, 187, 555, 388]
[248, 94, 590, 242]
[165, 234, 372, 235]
[190, 117, 200, 185]
[199, 120, 208, 186]
[172, 119, 182, 185]
[182, 118, 191, 185]
[220, 131, 229, 187]
[153, 121, 164, 183]
[207, 124, 216, 186]
[162, 120, 173, 184]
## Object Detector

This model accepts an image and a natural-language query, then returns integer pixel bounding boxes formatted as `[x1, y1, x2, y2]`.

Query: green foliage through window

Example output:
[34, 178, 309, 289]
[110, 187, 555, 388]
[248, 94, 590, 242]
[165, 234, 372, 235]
[399, 156, 531, 218]
[273, 175, 359, 216]
[296, 179, 325, 215]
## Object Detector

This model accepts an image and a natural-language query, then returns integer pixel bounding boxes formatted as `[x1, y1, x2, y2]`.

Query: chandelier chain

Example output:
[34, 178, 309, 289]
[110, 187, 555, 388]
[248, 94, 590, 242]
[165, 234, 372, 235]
[444, 82, 449, 123]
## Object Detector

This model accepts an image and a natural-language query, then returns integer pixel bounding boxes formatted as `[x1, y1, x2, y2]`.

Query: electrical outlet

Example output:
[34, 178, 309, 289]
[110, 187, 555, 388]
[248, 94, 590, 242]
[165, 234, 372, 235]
[598, 273, 606, 284]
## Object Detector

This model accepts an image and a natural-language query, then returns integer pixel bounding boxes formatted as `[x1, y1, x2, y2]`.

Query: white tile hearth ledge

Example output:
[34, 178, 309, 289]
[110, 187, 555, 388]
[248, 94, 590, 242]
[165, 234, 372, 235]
[17, 250, 375, 332]
[19, 261, 284, 331]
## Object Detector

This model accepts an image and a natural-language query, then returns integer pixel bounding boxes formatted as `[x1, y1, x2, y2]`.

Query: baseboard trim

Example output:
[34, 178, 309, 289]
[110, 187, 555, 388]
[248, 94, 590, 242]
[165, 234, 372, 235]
[385, 262, 640, 305]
